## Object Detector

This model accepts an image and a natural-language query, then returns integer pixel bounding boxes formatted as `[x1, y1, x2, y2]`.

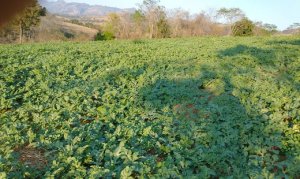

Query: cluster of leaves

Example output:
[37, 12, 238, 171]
[0, 36, 299, 178]
[94, 31, 115, 41]
[232, 18, 255, 36]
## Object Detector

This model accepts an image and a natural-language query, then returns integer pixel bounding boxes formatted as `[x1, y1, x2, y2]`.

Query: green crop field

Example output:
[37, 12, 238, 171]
[0, 37, 299, 178]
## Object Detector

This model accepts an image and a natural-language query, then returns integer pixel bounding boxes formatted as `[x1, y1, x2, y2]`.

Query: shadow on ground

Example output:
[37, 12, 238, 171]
[138, 66, 290, 177]
[218, 43, 300, 91]
[137, 39, 299, 177]
[266, 39, 300, 46]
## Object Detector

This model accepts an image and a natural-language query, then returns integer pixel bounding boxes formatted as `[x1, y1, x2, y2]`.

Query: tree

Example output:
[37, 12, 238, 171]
[0, 0, 44, 43]
[139, 0, 159, 38]
[286, 23, 300, 35]
[0, 0, 35, 27]
[157, 13, 170, 38]
[288, 23, 300, 34]
[39, 7, 47, 16]
[232, 18, 254, 36]
[138, 0, 170, 38]
[287, 23, 300, 30]
[118, 13, 135, 39]
[101, 13, 120, 39]
[169, 9, 190, 37]
[0, 21, 19, 43]
[216, 8, 245, 24]
[133, 10, 145, 24]
[254, 21, 278, 36]
[132, 10, 145, 38]
[193, 13, 213, 36]
[14, 0, 44, 43]
[262, 23, 277, 33]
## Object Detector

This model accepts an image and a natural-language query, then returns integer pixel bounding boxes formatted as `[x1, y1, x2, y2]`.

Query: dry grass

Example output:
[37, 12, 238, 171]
[34, 15, 98, 42]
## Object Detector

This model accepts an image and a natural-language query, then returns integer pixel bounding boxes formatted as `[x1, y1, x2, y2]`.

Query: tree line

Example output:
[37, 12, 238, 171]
[1, 0, 299, 43]
[96, 0, 285, 40]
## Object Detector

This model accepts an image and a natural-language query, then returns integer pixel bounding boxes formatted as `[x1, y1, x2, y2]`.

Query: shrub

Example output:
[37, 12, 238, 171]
[94, 31, 105, 41]
[94, 31, 115, 41]
[232, 18, 254, 36]
[103, 31, 115, 40]
[63, 31, 74, 39]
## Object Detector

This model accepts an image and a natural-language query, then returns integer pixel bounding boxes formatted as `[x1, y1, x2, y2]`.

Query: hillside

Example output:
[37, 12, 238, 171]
[39, 0, 135, 17]
[35, 14, 99, 42]
[0, 13, 99, 43]
[0, 37, 299, 178]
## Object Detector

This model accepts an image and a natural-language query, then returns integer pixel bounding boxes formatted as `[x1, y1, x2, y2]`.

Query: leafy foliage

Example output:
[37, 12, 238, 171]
[232, 18, 255, 36]
[14, 0, 44, 43]
[101, 13, 119, 40]
[216, 7, 245, 24]
[0, 0, 44, 43]
[94, 31, 115, 41]
[0, 37, 299, 178]
[139, 0, 171, 39]
[156, 11, 170, 38]
[254, 22, 278, 36]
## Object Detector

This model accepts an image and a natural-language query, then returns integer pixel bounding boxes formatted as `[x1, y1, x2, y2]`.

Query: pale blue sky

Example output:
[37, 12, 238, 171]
[64, 0, 300, 30]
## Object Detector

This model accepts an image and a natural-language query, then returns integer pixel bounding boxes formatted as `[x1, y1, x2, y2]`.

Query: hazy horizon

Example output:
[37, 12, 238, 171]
[56, 0, 300, 30]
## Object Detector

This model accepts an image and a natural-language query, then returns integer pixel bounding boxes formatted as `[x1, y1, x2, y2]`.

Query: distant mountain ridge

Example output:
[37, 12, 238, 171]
[39, 0, 135, 17]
